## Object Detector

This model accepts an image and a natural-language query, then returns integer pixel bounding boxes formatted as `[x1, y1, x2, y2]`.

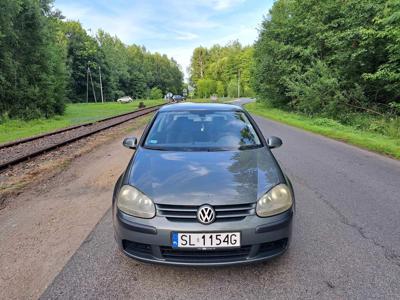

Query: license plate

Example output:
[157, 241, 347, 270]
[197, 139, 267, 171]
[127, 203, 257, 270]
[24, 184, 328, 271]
[172, 232, 241, 249]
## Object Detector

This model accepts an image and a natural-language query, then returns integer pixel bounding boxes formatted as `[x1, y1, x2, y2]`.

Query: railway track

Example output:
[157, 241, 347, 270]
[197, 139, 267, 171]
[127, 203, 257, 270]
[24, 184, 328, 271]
[0, 104, 164, 171]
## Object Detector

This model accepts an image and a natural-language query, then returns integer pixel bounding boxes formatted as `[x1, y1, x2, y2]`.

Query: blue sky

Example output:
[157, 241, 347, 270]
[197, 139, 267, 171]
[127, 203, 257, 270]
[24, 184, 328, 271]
[54, 0, 274, 79]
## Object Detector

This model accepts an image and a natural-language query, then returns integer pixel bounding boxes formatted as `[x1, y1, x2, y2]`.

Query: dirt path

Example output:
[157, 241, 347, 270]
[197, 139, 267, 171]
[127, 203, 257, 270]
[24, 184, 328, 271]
[0, 119, 146, 300]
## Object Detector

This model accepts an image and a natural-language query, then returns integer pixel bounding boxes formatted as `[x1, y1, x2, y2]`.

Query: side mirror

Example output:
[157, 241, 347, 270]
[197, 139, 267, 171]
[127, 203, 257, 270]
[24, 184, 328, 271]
[123, 137, 137, 150]
[267, 136, 282, 149]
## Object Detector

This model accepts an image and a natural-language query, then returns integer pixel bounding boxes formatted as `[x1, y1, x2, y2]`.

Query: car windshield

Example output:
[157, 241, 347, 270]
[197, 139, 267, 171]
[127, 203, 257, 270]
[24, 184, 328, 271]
[144, 110, 262, 151]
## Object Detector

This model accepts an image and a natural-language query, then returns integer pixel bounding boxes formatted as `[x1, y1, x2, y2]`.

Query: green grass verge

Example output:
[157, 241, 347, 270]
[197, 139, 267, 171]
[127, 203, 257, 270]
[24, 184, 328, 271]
[0, 99, 164, 144]
[245, 101, 400, 160]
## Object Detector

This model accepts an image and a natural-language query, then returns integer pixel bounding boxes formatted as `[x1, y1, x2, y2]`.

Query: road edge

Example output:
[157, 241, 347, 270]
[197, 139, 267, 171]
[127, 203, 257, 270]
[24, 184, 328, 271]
[244, 102, 400, 161]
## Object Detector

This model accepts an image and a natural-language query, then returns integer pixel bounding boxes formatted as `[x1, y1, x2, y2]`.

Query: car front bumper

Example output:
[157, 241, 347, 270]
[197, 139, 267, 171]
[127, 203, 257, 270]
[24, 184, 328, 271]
[113, 208, 293, 266]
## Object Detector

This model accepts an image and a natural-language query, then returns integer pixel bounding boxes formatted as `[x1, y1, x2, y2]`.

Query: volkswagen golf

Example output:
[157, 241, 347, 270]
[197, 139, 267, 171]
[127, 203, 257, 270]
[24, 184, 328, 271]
[113, 103, 294, 266]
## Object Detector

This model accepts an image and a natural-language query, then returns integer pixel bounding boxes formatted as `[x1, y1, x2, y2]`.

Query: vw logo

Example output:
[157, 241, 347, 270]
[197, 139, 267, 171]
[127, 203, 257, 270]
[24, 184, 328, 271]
[197, 205, 216, 225]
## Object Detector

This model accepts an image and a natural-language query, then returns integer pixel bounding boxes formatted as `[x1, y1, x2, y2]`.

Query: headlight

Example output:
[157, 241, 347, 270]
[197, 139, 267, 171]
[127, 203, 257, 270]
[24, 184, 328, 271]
[256, 184, 292, 217]
[117, 185, 155, 218]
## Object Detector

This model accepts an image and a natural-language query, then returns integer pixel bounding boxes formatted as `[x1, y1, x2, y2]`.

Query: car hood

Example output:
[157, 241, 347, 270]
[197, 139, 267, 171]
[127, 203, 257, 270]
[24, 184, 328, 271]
[128, 147, 283, 205]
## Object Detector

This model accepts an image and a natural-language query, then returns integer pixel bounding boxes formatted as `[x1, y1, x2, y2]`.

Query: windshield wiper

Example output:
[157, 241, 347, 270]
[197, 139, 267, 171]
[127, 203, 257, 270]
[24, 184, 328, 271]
[144, 145, 170, 151]
[207, 147, 233, 152]
[238, 144, 262, 150]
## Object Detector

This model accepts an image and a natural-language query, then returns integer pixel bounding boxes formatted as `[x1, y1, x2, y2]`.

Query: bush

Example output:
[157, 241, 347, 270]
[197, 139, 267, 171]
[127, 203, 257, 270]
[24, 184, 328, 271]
[196, 79, 217, 98]
[149, 87, 163, 100]
[285, 61, 346, 116]
[321, 112, 400, 139]
[311, 117, 344, 128]
[386, 118, 400, 138]
[216, 81, 225, 97]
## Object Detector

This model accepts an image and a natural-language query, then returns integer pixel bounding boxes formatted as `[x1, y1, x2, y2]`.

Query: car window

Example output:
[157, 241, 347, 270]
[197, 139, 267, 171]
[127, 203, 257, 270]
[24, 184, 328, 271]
[144, 110, 262, 151]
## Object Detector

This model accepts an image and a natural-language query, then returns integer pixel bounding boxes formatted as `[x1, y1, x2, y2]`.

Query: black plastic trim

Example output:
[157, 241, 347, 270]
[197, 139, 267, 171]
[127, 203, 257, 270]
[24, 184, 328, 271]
[255, 210, 293, 233]
[117, 210, 157, 235]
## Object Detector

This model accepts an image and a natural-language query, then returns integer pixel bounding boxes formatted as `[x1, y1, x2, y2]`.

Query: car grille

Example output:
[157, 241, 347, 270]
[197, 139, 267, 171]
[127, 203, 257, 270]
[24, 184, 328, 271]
[160, 245, 252, 262]
[121, 239, 288, 263]
[156, 203, 256, 222]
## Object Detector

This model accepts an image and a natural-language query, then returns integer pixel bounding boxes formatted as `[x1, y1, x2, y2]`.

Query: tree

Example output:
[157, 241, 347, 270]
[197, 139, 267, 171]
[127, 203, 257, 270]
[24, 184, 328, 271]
[189, 41, 254, 98]
[251, 0, 398, 116]
[190, 47, 208, 84]
[0, 0, 67, 119]
[0, 1, 183, 119]
[61, 25, 183, 103]
[227, 79, 238, 98]
[196, 79, 217, 98]
[61, 21, 102, 102]
[144, 53, 183, 95]
[362, 0, 400, 102]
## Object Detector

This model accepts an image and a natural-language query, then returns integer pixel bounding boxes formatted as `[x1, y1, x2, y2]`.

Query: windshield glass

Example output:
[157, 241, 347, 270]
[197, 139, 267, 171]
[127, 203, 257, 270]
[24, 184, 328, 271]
[144, 110, 262, 151]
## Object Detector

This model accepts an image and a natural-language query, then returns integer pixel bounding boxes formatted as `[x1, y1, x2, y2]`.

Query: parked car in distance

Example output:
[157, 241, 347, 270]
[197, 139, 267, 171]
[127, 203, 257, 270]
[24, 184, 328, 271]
[172, 95, 184, 102]
[117, 96, 133, 103]
[113, 103, 294, 266]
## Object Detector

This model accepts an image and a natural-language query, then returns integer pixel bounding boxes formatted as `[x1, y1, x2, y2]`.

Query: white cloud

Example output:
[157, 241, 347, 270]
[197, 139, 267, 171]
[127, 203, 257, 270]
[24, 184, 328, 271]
[208, 0, 246, 10]
[177, 20, 220, 30]
[162, 0, 245, 14]
[55, 0, 271, 82]
[175, 31, 199, 41]
[56, 3, 90, 20]
[154, 46, 194, 80]
[57, 1, 158, 42]
[211, 25, 258, 45]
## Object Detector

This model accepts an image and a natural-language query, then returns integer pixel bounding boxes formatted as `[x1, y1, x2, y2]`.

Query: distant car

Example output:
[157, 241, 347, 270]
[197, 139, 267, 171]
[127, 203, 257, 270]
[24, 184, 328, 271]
[117, 96, 133, 103]
[172, 95, 184, 102]
[113, 103, 294, 266]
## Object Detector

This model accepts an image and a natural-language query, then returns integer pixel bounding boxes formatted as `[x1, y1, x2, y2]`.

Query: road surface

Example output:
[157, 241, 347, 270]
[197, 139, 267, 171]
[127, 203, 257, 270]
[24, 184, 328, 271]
[41, 99, 400, 299]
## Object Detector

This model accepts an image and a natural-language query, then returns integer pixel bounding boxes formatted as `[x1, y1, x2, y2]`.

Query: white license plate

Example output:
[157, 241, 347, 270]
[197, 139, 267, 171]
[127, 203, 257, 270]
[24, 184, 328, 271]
[172, 232, 241, 249]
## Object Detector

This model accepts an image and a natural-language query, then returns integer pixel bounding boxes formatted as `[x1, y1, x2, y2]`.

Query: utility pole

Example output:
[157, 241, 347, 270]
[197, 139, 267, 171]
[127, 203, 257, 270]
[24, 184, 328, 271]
[99, 66, 104, 103]
[88, 67, 97, 102]
[237, 69, 241, 98]
[86, 67, 89, 103]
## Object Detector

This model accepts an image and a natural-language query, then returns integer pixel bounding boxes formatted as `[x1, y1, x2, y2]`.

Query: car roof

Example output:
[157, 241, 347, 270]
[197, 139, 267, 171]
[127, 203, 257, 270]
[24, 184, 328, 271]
[159, 102, 243, 112]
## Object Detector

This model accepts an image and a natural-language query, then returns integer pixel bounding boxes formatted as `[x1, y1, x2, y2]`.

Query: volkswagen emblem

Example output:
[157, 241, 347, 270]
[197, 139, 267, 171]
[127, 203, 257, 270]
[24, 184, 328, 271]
[197, 205, 216, 225]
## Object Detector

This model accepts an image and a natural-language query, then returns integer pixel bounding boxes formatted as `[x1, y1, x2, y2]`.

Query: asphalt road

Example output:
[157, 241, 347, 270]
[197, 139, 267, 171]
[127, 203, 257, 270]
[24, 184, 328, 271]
[41, 99, 400, 299]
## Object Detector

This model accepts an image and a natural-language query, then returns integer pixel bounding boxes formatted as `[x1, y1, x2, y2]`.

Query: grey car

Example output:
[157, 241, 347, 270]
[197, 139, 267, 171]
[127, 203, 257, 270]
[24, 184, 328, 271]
[172, 95, 184, 102]
[113, 103, 294, 266]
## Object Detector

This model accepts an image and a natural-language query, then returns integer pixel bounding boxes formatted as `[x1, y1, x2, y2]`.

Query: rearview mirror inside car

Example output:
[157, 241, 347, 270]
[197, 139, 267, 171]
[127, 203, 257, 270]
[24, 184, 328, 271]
[123, 137, 137, 150]
[267, 136, 282, 149]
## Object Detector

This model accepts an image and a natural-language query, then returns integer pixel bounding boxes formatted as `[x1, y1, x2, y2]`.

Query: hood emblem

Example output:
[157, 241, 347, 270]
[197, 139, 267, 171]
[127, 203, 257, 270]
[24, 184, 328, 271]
[197, 205, 216, 225]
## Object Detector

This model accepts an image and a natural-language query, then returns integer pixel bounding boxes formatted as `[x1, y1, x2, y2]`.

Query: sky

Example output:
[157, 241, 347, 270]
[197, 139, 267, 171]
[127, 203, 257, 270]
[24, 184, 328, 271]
[54, 0, 274, 80]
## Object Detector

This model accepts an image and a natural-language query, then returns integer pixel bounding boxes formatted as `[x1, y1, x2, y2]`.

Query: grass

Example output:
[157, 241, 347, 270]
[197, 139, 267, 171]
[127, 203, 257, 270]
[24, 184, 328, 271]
[0, 113, 155, 202]
[245, 101, 400, 160]
[0, 99, 164, 144]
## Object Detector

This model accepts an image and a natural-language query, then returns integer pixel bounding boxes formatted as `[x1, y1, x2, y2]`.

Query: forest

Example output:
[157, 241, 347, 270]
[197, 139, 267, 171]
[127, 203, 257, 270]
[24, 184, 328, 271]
[189, 41, 254, 98]
[251, 0, 399, 137]
[189, 0, 399, 139]
[0, 0, 183, 120]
